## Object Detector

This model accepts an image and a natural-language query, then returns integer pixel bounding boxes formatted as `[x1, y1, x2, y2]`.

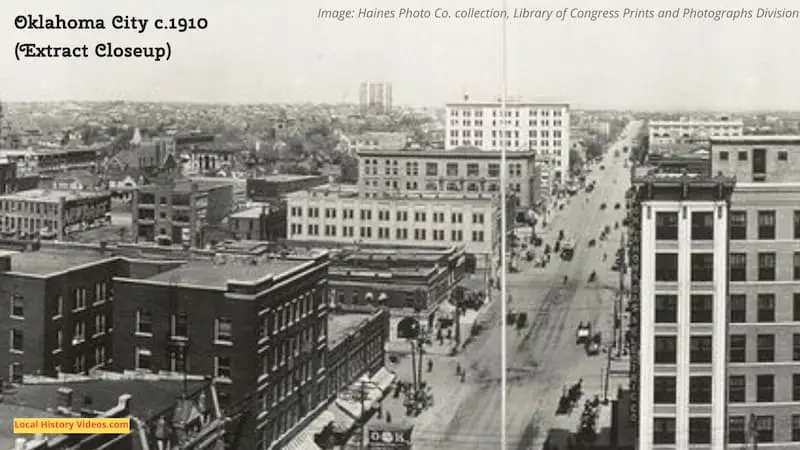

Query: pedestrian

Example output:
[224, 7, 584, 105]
[446, 328, 452, 340]
[436, 328, 443, 345]
[460, 371, 466, 383]
[456, 363, 462, 376]
[386, 412, 392, 423]
[427, 359, 433, 373]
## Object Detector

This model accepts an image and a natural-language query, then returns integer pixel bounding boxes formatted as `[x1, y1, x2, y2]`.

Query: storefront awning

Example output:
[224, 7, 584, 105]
[335, 374, 382, 420]
[281, 410, 335, 450]
[372, 367, 397, 393]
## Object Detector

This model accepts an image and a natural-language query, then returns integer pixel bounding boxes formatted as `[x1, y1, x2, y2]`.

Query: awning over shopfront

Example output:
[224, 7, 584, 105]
[372, 367, 397, 394]
[437, 301, 456, 319]
[282, 410, 335, 450]
[335, 369, 396, 421]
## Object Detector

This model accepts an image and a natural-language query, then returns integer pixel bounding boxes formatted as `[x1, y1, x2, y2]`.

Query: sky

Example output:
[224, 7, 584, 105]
[1, 0, 800, 110]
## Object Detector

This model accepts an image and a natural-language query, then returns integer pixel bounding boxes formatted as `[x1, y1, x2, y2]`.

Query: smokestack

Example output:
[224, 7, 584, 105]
[463, 92, 469, 101]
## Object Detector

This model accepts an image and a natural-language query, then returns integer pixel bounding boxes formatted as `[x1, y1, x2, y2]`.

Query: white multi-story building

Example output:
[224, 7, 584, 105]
[630, 174, 734, 449]
[444, 99, 570, 184]
[286, 185, 507, 269]
[648, 119, 744, 146]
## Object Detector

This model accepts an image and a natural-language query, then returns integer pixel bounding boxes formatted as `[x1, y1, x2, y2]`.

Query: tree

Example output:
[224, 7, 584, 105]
[340, 155, 359, 184]
[585, 141, 605, 160]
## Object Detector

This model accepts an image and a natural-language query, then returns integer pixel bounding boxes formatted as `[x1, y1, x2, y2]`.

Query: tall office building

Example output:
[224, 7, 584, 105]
[630, 136, 800, 448]
[359, 81, 392, 115]
[444, 98, 570, 185]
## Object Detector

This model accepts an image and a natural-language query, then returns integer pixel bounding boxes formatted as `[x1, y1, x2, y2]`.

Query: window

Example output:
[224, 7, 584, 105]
[757, 334, 775, 362]
[757, 253, 776, 281]
[729, 334, 746, 362]
[738, 151, 748, 161]
[729, 375, 746, 402]
[756, 375, 774, 402]
[795, 211, 800, 239]
[719, 151, 729, 161]
[654, 336, 676, 364]
[756, 416, 774, 443]
[653, 418, 675, 444]
[10, 295, 23, 319]
[488, 163, 500, 177]
[688, 417, 711, 444]
[690, 253, 714, 282]
[466, 163, 479, 176]
[215, 317, 233, 343]
[730, 294, 746, 322]
[655, 254, 678, 282]
[10, 329, 23, 352]
[653, 376, 676, 404]
[729, 253, 747, 281]
[136, 309, 152, 335]
[728, 416, 746, 444]
[654, 295, 677, 323]
[53, 296, 63, 319]
[794, 334, 800, 361]
[757, 210, 776, 239]
[795, 293, 800, 321]
[730, 210, 747, 239]
[172, 313, 188, 338]
[446, 163, 458, 176]
[690, 295, 712, 323]
[690, 336, 712, 363]
[779, 150, 788, 161]
[794, 374, 800, 401]
[757, 294, 775, 322]
[215, 356, 232, 379]
[425, 162, 437, 176]
[655, 212, 678, 240]
[136, 347, 151, 370]
[792, 415, 800, 442]
[795, 253, 800, 280]
[689, 376, 711, 404]
[691, 211, 714, 240]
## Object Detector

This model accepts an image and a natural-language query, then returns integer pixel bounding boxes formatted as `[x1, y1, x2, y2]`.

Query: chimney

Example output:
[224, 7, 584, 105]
[57, 387, 73, 410]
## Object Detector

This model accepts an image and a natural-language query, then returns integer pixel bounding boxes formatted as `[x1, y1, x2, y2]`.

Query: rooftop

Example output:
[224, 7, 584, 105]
[445, 100, 569, 107]
[140, 178, 232, 193]
[328, 312, 375, 348]
[250, 174, 326, 183]
[0, 188, 110, 202]
[356, 147, 536, 159]
[650, 119, 744, 125]
[0, 379, 208, 448]
[229, 206, 269, 219]
[4, 249, 113, 276]
[709, 135, 800, 144]
[146, 259, 309, 289]
[294, 185, 498, 202]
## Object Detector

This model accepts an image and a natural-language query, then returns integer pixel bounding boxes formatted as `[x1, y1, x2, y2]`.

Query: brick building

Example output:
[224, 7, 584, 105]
[228, 203, 287, 241]
[0, 189, 111, 240]
[0, 160, 16, 195]
[132, 177, 234, 247]
[112, 252, 331, 450]
[246, 175, 328, 202]
[0, 247, 183, 380]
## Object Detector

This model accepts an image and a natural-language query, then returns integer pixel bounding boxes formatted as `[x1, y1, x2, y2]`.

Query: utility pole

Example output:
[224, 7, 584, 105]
[603, 344, 612, 404]
[409, 339, 418, 391]
[358, 382, 366, 450]
[616, 231, 626, 358]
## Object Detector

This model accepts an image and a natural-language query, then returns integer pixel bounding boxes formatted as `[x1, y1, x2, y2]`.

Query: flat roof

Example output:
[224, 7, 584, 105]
[139, 178, 232, 193]
[294, 186, 498, 203]
[357, 147, 536, 159]
[147, 259, 308, 289]
[0, 379, 208, 446]
[230, 206, 268, 219]
[250, 174, 325, 182]
[650, 120, 744, 125]
[328, 312, 375, 348]
[445, 100, 568, 107]
[6, 250, 113, 276]
[0, 188, 110, 203]
[709, 135, 800, 145]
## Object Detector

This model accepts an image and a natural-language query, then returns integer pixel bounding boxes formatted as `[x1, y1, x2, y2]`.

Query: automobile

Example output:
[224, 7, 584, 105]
[576, 322, 592, 345]
[600, 203, 607, 210]
[588, 239, 596, 247]
[600, 165, 606, 170]
[614, 202, 621, 210]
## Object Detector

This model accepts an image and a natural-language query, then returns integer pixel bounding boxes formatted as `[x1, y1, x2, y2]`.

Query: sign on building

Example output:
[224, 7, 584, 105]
[367, 426, 413, 449]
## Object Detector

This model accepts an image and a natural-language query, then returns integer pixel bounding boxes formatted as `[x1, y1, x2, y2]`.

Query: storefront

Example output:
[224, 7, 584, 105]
[366, 424, 414, 449]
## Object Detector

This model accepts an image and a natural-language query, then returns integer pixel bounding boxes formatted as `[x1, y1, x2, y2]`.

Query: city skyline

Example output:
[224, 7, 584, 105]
[2, 0, 800, 110]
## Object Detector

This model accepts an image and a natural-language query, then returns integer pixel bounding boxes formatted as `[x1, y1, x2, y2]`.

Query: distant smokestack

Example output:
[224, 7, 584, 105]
[463, 93, 469, 101]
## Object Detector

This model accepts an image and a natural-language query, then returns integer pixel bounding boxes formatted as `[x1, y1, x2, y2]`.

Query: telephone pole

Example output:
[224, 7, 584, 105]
[616, 231, 626, 357]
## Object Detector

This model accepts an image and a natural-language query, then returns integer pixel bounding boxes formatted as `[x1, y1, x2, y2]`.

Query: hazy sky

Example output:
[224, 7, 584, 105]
[1, 0, 799, 109]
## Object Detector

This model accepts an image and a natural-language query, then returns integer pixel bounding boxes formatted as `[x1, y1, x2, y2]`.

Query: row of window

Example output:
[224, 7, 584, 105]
[654, 292, 800, 324]
[291, 224, 485, 242]
[9, 283, 115, 322]
[449, 108, 563, 117]
[449, 129, 563, 139]
[447, 139, 564, 150]
[652, 415, 795, 444]
[653, 251, 800, 283]
[728, 333, 800, 363]
[655, 210, 800, 241]
[654, 335, 712, 364]
[654, 372, 800, 405]
[719, 149, 789, 162]
[362, 160, 527, 178]
[291, 207, 486, 224]
[360, 179, 523, 195]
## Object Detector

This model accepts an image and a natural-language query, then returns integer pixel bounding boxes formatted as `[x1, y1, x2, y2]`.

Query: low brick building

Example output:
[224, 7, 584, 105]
[246, 175, 328, 202]
[0, 189, 112, 240]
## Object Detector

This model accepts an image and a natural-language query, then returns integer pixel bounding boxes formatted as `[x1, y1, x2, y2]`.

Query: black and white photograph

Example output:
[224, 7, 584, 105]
[1, 0, 799, 449]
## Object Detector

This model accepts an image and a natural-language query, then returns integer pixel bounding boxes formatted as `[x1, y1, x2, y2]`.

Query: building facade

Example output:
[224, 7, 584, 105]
[356, 148, 538, 210]
[649, 119, 744, 147]
[132, 178, 234, 247]
[0, 148, 98, 177]
[630, 174, 734, 449]
[444, 100, 570, 184]
[229, 204, 287, 241]
[112, 254, 331, 450]
[359, 82, 392, 115]
[0, 189, 111, 240]
[286, 186, 506, 270]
